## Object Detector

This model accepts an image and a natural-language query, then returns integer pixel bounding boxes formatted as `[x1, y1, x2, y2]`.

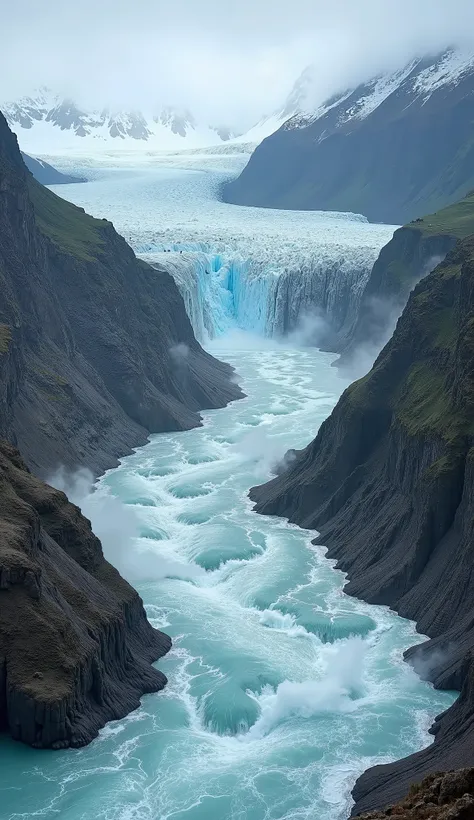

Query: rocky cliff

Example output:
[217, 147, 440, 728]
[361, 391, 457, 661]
[337, 193, 474, 369]
[359, 768, 474, 820]
[0, 440, 171, 748]
[250, 236, 474, 813]
[0, 111, 242, 476]
[224, 49, 474, 224]
[0, 112, 243, 748]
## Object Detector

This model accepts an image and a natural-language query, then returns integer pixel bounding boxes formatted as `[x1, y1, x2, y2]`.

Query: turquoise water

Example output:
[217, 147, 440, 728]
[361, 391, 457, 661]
[0, 338, 455, 820]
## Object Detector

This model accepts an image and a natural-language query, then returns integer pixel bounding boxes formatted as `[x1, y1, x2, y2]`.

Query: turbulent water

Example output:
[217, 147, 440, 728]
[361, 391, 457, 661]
[0, 157, 454, 820]
[0, 338, 454, 820]
[48, 158, 396, 343]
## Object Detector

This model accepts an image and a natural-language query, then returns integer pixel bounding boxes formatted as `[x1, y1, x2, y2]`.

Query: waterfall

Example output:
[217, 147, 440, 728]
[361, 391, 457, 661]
[138, 240, 384, 347]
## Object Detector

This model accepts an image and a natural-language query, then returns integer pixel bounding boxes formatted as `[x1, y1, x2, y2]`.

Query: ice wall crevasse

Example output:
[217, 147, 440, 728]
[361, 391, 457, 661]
[143, 243, 380, 346]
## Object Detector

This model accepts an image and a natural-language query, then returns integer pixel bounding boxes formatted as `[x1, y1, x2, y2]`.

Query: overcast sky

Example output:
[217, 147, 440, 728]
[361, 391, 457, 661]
[2, 0, 474, 127]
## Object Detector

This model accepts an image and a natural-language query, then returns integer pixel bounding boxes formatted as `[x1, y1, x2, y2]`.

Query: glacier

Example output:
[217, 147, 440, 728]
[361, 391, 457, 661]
[142, 243, 381, 346]
[48, 162, 396, 347]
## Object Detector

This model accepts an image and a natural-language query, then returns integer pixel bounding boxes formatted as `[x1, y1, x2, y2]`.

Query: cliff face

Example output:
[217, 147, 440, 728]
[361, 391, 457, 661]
[0, 111, 242, 476]
[338, 193, 474, 368]
[0, 113, 243, 748]
[250, 237, 474, 813]
[0, 440, 171, 748]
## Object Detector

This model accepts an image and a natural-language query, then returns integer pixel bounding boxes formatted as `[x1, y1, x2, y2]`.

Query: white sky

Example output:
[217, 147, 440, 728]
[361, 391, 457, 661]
[2, 0, 474, 128]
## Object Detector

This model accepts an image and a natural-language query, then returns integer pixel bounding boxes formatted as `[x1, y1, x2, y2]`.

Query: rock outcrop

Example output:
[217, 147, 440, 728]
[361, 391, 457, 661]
[359, 768, 474, 820]
[0, 440, 171, 748]
[0, 111, 243, 477]
[250, 235, 474, 813]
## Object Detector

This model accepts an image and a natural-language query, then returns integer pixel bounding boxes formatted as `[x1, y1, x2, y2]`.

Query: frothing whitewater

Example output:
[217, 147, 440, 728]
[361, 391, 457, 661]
[0, 156, 455, 820]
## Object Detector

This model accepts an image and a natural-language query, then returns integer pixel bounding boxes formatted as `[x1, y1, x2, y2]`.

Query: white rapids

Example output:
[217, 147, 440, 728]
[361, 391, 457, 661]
[0, 153, 453, 820]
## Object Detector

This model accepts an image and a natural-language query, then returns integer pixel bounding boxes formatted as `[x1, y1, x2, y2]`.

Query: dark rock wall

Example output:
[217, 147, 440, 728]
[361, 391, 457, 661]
[0, 441, 171, 748]
[0, 113, 243, 748]
[250, 237, 474, 814]
[0, 111, 242, 476]
[336, 228, 456, 364]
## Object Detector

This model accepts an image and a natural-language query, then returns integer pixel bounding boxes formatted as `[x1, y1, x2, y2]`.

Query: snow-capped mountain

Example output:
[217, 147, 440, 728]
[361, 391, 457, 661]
[285, 49, 474, 131]
[2, 70, 312, 158]
[1, 87, 240, 154]
[225, 48, 474, 224]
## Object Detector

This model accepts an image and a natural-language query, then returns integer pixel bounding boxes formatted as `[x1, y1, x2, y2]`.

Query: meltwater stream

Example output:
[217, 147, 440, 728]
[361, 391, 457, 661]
[0, 339, 454, 820]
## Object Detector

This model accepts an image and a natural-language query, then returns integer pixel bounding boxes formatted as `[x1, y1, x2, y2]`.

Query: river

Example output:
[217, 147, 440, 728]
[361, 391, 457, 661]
[0, 156, 455, 820]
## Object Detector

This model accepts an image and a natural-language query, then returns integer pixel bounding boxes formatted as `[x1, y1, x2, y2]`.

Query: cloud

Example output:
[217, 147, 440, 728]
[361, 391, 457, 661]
[2, 1, 474, 128]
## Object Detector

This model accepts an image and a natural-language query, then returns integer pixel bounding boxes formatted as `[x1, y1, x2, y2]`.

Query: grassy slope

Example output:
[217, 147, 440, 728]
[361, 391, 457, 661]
[28, 177, 106, 262]
[409, 190, 474, 239]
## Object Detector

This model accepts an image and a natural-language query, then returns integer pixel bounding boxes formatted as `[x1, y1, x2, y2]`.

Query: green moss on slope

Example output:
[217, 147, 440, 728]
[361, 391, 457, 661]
[28, 177, 107, 262]
[397, 364, 452, 438]
[345, 237, 474, 457]
[411, 191, 474, 239]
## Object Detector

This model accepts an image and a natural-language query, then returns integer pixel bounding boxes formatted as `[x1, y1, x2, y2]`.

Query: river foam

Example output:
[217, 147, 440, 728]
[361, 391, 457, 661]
[0, 158, 451, 820]
[0, 340, 455, 820]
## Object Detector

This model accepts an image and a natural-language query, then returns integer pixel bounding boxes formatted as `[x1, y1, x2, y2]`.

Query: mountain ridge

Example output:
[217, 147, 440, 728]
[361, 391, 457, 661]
[224, 48, 474, 223]
[21, 151, 86, 184]
[1, 70, 315, 156]
[2, 87, 240, 152]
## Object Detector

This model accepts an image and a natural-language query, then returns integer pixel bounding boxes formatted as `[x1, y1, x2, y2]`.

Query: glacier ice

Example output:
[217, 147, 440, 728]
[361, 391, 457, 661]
[48, 163, 396, 346]
[142, 241, 390, 347]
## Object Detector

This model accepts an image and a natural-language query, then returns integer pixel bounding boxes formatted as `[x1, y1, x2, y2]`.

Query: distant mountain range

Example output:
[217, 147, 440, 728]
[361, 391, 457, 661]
[1, 87, 244, 153]
[224, 48, 474, 224]
[1, 77, 313, 156]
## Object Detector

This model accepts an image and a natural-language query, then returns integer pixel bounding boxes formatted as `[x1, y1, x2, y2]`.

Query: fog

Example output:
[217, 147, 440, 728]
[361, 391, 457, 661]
[2, 1, 474, 128]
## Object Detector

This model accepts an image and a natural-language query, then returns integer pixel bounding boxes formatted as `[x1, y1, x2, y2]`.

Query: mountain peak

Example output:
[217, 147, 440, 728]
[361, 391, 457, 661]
[1, 90, 236, 153]
[224, 45, 474, 224]
[283, 47, 474, 133]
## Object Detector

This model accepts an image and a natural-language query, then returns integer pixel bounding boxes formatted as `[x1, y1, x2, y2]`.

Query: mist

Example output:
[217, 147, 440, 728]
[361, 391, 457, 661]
[340, 254, 447, 380]
[2, 1, 474, 129]
[49, 467, 203, 583]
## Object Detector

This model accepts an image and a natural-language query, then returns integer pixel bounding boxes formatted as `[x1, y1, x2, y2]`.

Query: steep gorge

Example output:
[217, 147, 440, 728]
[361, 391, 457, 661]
[250, 234, 474, 813]
[0, 112, 242, 748]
